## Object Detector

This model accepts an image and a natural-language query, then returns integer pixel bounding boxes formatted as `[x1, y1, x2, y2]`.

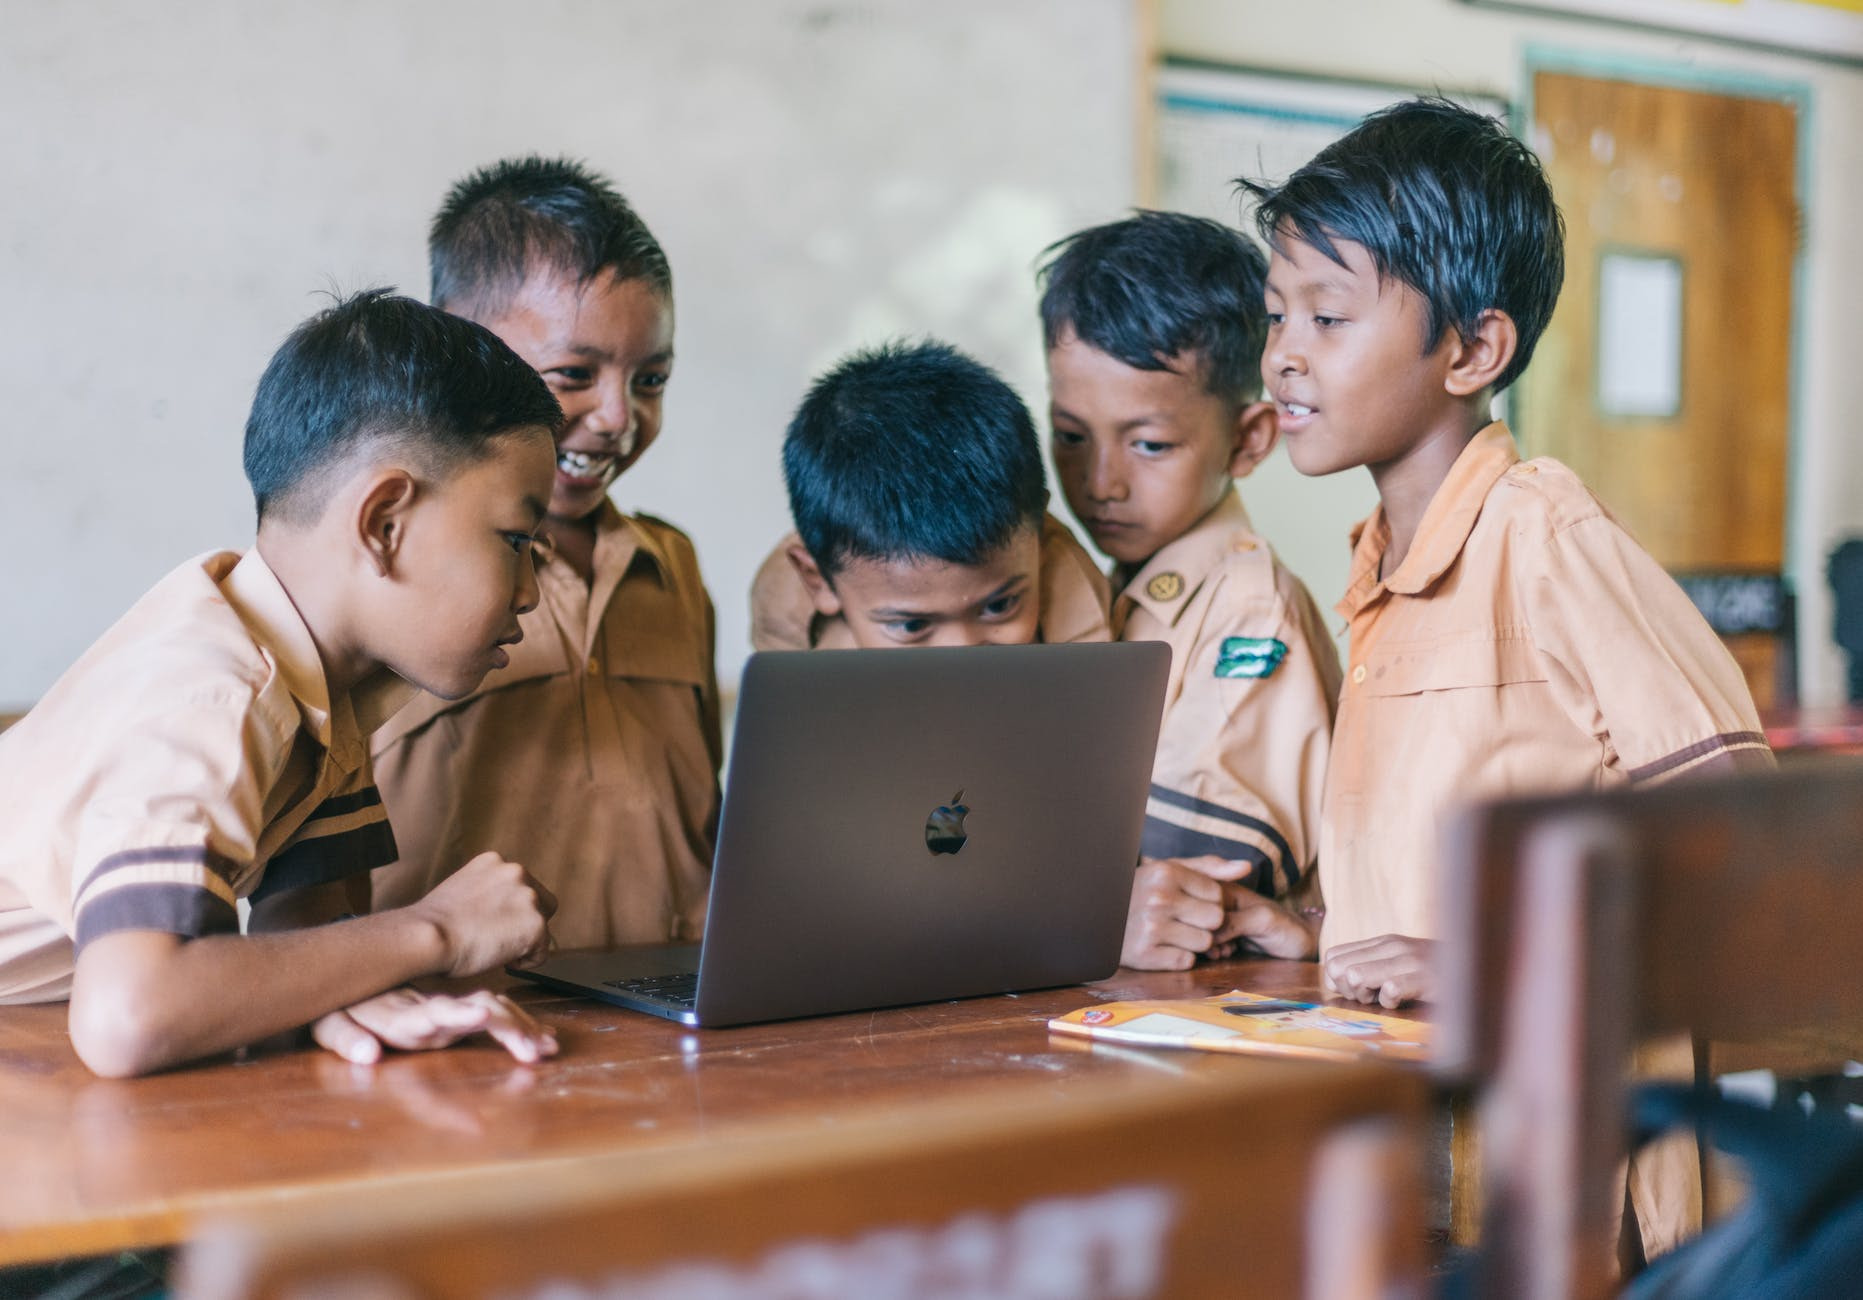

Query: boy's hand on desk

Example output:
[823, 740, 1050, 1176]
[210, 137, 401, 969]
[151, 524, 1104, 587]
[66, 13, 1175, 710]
[1210, 887, 1317, 961]
[1322, 935, 1436, 1008]
[409, 852, 557, 977]
[311, 988, 559, 1065]
[1122, 855, 1262, 970]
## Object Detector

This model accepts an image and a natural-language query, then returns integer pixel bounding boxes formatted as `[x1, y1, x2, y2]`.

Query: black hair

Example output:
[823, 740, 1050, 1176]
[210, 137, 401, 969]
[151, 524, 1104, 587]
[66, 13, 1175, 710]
[1239, 96, 1565, 393]
[244, 288, 563, 525]
[429, 156, 671, 317]
[782, 340, 1047, 580]
[1037, 209, 1269, 402]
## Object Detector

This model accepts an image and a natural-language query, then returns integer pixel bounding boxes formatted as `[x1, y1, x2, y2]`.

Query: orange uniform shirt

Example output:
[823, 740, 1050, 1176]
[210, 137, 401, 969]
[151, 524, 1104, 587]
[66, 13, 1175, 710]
[1321, 422, 1771, 953]
[1113, 489, 1340, 898]
[748, 512, 1113, 651]
[0, 551, 409, 1004]
[371, 504, 720, 948]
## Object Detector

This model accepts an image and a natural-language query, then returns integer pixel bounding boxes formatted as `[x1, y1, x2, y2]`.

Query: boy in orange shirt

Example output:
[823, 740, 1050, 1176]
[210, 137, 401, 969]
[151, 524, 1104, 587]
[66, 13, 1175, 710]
[1039, 212, 1340, 971]
[0, 291, 559, 1075]
[1244, 101, 1771, 1257]
[1239, 99, 1769, 1008]
[372, 159, 720, 949]
[750, 340, 1112, 650]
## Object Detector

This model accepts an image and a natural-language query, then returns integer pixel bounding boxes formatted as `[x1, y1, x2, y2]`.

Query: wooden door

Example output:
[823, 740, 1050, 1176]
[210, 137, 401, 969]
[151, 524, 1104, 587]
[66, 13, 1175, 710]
[1521, 72, 1798, 705]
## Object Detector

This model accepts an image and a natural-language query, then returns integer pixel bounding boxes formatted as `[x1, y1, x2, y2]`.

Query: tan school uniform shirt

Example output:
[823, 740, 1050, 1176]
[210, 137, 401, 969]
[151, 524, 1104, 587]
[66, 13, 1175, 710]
[0, 550, 410, 1004]
[371, 503, 720, 949]
[1321, 421, 1772, 955]
[1113, 488, 1341, 899]
[748, 512, 1114, 650]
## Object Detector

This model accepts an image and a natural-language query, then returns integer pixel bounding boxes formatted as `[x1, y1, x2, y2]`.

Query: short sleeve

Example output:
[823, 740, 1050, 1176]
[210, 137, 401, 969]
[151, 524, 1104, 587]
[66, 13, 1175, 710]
[1142, 565, 1341, 897]
[1523, 510, 1770, 782]
[1036, 517, 1114, 644]
[249, 765, 399, 903]
[68, 684, 279, 950]
[748, 536, 818, 653]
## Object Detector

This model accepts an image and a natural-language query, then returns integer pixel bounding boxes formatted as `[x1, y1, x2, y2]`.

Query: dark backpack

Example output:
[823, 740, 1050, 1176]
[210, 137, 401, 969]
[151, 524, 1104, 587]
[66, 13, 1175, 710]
[1624, 1082, 1863, 1299]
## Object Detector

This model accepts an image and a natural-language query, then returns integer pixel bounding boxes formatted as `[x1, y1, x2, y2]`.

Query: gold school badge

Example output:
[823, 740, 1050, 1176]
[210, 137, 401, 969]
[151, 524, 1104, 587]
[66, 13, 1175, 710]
[1145, 572, 1184, 602]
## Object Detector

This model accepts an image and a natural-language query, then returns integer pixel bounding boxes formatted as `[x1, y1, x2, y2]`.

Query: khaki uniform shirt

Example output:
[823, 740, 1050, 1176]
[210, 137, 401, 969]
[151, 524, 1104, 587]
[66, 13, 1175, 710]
[372, 504, 720, 949]
[748, 513, 1113, 651]
[1321, 422, 1771, 953]
[1113, 489, 1340, 898]
[0, 551, 409, 1004]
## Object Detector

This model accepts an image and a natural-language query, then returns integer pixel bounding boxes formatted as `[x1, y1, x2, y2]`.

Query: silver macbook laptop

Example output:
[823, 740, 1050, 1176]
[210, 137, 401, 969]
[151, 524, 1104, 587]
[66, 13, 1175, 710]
[511, 640, 1168, 1027]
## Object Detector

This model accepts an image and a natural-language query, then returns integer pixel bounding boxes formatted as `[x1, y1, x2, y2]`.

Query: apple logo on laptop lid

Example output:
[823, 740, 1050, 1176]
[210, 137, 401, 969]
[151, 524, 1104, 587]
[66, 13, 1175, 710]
[925, 790, 969, 855]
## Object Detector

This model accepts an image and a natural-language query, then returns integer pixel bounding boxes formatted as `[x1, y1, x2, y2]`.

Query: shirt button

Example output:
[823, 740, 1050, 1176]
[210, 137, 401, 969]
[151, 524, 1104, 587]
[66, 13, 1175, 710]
[1351, 664, 1367, 685]
[586, 656, 601, 676]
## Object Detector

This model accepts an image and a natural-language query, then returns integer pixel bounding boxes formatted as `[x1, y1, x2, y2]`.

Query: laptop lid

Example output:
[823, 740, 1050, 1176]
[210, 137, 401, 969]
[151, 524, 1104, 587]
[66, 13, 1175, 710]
[686, 640, 1168, 1026]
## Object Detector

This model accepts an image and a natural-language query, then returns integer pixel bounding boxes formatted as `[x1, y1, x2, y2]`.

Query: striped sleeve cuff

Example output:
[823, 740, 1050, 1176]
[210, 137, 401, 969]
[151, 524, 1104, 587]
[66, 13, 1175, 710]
[1628, 731, 1772, 784]
[1140, 784, 1299, 897]
[72, 846, 240, 950]
[249, 787, 399, 902]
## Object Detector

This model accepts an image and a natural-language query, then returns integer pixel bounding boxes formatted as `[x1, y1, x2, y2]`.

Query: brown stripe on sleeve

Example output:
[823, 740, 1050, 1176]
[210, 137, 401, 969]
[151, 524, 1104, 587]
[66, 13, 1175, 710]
[74, 883, 238, 950]
[1139, 816, 1276, 898]
[1628, 731, 1772, 783]
[73, 844, 242, 904]
[248, 818, 399, 902]
[297, 786, 384, 822]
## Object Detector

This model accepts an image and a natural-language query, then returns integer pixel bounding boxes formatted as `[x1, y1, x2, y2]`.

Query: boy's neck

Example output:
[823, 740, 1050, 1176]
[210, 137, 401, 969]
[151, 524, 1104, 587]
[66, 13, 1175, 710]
[542, 510, 599, 585]
[1370, 404, 1494, 581]
[254, 530, 373, 698]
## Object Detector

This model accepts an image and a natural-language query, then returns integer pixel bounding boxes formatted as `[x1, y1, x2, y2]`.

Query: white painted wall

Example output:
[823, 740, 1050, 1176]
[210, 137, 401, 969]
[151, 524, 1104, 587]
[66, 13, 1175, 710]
[0, 0, 1138, 706]
[1162, 0, 1863, 706]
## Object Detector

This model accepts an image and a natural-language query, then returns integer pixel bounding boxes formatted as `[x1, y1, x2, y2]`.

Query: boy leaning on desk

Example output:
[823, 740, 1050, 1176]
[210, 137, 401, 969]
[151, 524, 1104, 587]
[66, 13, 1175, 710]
[0, 290, 561, 1077]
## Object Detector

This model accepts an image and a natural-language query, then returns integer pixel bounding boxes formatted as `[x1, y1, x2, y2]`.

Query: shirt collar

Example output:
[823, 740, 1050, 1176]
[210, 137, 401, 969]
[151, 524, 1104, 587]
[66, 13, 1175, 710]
[218, 549, 413, 768]
[1117, 488, 1259, 629]
[536, 500, 670, 588]
[1336, 421, 1520, 619]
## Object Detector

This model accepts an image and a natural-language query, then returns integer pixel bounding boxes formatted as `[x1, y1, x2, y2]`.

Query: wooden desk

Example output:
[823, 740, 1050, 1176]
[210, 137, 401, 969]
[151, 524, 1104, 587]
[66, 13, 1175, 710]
[0, 959, 1421, 1268]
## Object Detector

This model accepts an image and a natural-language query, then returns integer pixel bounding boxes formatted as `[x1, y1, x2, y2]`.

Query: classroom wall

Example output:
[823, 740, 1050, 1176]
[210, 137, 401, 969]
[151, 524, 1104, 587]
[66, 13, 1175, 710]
[1161, 0, 1863, 708]
[0, 0, 1139, 707]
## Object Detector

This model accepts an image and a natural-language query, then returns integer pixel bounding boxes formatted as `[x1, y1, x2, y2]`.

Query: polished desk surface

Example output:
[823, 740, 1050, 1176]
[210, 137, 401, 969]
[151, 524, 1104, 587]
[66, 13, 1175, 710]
[0, 957, 1420, 1265]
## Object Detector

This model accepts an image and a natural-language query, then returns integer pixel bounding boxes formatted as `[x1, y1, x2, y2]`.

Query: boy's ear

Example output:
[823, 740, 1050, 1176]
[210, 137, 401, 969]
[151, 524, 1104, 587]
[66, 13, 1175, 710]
[1225, 400, 1281, 479]
[1444, 309, 1519, 399]
[785, 543, 842, 617]
[355, 468, 420, 577]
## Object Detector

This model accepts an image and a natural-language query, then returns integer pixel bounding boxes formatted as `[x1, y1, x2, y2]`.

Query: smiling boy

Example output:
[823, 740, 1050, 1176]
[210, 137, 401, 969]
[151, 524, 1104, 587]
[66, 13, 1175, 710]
[1039, 213, 1340, 971]
[0, 291, 560, 1075]
[750, 340, 1112, 651]
[1241, 100, 1770, 1008]
[371, 159, 721, 950]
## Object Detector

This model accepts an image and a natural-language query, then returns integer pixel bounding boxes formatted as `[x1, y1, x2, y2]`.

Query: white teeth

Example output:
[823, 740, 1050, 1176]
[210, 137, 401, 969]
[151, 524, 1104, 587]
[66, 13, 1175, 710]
[557, 449, 616, 479]
[1285, 404, 1313, 417]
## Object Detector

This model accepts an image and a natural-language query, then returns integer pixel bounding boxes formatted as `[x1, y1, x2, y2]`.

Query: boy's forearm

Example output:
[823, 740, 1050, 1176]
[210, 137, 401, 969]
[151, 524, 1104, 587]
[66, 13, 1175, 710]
[69, 907, 448, 1077]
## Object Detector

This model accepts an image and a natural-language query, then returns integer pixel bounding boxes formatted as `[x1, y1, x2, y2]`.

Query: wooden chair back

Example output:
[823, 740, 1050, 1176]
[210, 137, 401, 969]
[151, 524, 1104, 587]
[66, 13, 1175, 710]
[1435, 758, 1863, 1300]
[179, 1062, 1427, 1300]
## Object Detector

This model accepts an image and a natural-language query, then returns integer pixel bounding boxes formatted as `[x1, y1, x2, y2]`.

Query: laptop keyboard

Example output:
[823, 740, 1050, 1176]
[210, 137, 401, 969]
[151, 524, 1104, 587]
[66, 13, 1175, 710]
[602, 971, 699, 1010]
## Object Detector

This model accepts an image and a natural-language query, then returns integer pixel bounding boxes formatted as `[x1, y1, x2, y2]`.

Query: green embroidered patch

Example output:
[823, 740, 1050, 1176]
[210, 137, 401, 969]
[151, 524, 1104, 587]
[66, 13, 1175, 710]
[1215, 636, 1288, 679]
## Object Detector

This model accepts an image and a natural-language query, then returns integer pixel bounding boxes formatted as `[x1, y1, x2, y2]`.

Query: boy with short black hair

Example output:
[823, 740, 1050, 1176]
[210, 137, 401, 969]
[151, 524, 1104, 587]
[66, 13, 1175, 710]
[0, 289, 561, 1076]
[1242, 98, 1769, 1004]
[372, 158, 721, 950]
[1245, 99, 1770, 1255]
[1039, 211, 1340, 971]
[750, 339, 1112, 650]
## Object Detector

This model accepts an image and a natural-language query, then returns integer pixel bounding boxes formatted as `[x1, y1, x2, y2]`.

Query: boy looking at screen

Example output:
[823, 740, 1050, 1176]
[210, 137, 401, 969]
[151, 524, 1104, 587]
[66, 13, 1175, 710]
[0, 291, 561, 1075]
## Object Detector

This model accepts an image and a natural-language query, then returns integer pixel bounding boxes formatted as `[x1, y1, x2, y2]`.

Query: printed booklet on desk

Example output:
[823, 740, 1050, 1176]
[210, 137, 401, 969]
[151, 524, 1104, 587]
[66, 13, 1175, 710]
[1048, 990, 1429, 1064]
